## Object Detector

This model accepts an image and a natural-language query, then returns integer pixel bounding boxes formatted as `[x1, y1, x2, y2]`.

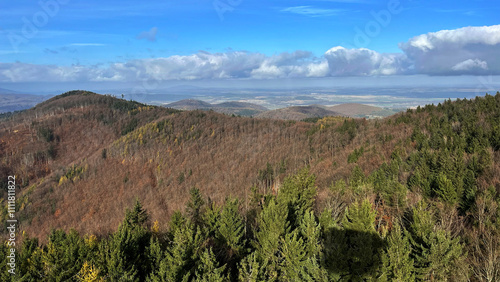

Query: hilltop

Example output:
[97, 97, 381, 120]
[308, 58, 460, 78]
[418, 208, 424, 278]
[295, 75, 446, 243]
[166, 99, 268, 116]
[328, 103, 398, 118]
[255, 105, 343, 120]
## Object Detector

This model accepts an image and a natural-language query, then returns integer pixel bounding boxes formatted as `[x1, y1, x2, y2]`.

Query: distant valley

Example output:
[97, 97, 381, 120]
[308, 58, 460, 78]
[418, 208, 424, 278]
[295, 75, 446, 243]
[166, 99, 400, 120]
[0, 90, 51, 114]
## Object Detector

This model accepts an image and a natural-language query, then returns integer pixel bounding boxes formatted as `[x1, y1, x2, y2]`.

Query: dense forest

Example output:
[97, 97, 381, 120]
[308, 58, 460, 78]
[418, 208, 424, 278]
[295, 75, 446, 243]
[1, 91, 500, 281]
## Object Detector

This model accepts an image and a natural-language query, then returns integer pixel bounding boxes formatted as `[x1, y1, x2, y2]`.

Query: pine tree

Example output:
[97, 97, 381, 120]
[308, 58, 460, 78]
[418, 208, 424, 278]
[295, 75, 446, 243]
[277, 167, 317, 228]
[104, 201, 151, 281]
[460, 169, 477, 214]
[299, 210, 322, 259]
[409, 202, 466, 281]
[285, 230, 328, 281]
[342, 199, 383, 280]
[216, 198, 246, 261]
[379, 219, 415, 281]
[41, 229, 87, 281]
[193, 248, 227, 282]
[148, 221, 204, 281]
[238, 252, 263, 282]
[349, 165, 366, 192]
[254, 198, 289, 279]
[186, 187, 205, 227]
[433, 172, 458, 204]
[17, 236, 44, 281]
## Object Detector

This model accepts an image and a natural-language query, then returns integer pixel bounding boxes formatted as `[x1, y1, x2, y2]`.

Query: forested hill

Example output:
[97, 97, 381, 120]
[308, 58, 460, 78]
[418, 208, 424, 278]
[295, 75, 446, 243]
[0, 91, 499, 281]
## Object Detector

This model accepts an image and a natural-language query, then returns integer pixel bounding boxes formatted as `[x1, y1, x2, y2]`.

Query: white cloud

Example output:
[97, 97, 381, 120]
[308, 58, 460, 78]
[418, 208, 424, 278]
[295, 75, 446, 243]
[399, 25, 500, 75]
[324, 46, 408, 76]
[280, 6, 346, 17]
[2, 25, 500, 82]
[452, 59, 488, 72]
[0, 51, 328, 82]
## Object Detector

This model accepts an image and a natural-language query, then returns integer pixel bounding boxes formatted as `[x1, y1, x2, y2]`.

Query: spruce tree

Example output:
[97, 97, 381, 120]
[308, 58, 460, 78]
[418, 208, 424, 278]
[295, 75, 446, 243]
[277, 167, 317, 228]
[186, 187, 205, 227]
[433, 172, 458, 204]
[409, 202, 466, 281]
[216, 198, 246, 260]
[379, 219, 415, 281]
[194, 248, 228, 282]
[342, 199, 383, 280]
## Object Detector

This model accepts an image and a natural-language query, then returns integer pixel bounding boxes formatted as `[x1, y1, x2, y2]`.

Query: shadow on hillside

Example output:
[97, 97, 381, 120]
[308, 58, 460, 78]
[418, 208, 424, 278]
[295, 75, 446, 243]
[322, 227, 386, 280]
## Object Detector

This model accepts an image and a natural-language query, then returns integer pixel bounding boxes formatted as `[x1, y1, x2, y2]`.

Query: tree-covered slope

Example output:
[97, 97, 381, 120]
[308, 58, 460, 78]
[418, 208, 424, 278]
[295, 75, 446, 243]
[0, 91, 499, 281]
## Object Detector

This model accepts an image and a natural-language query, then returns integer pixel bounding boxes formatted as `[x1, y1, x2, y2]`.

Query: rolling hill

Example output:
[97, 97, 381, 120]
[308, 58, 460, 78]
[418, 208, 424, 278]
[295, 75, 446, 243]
[255, 105, 343, 120]
[328, 103, 399, 118]
[165, 99, 268, 116]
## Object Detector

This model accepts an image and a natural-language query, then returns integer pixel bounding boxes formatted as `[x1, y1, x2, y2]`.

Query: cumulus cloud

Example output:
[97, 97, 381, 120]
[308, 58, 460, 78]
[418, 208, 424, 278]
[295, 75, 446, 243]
[0, 63, 90, 82]
[0, 51, 326, 82]
[2, 24, 500, 82]
[324, 46, 409, 76]
[451, 59, 488, 72]
[400, 25, 500, 75]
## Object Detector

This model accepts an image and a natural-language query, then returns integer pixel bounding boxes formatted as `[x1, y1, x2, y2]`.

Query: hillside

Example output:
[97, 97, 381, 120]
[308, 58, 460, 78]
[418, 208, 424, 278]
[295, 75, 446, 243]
[166, 99, 213, 110]
[166, 99, 268, 116]
[329, 103, 398, 118]
[255, 105, 343, 120]
[1, 91, 500, 281]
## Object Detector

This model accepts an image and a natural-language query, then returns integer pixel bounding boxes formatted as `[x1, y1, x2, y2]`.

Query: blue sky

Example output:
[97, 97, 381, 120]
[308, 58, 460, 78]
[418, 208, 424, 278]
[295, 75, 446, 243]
[0, 0, 500, 92]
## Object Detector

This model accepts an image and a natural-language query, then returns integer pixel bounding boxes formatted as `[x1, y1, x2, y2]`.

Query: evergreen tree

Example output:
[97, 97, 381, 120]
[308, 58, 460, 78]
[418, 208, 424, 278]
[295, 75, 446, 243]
[17, 236, 44, 281]
[238, 252, 264, 282]
[103, 201, 151, 281]
[409, 202, 466, 281]
[433, 172, 458, 204]
[148, 221, 204, 281]
[342, 199, 384, 280]
[277, 167, 317, 228]
[41, 229, 87, 281]
[193, 248, 227, 282]
[216, 198, 246, 261]
[299, 210, 322, 259]
[349, 165, 366, 192]
[186, 187, 205, 227]
[460, 169, 477, 214]
[254, 198, 289, 279]
[379, 219, 415, 281]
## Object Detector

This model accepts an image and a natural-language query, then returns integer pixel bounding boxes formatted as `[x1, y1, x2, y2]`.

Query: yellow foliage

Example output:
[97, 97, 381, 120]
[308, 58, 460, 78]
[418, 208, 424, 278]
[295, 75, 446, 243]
[152, 220, 160, 233]
[85, 234, 98, 249]
[59, 176, 68, 186]
[77, 261, 103, 282]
